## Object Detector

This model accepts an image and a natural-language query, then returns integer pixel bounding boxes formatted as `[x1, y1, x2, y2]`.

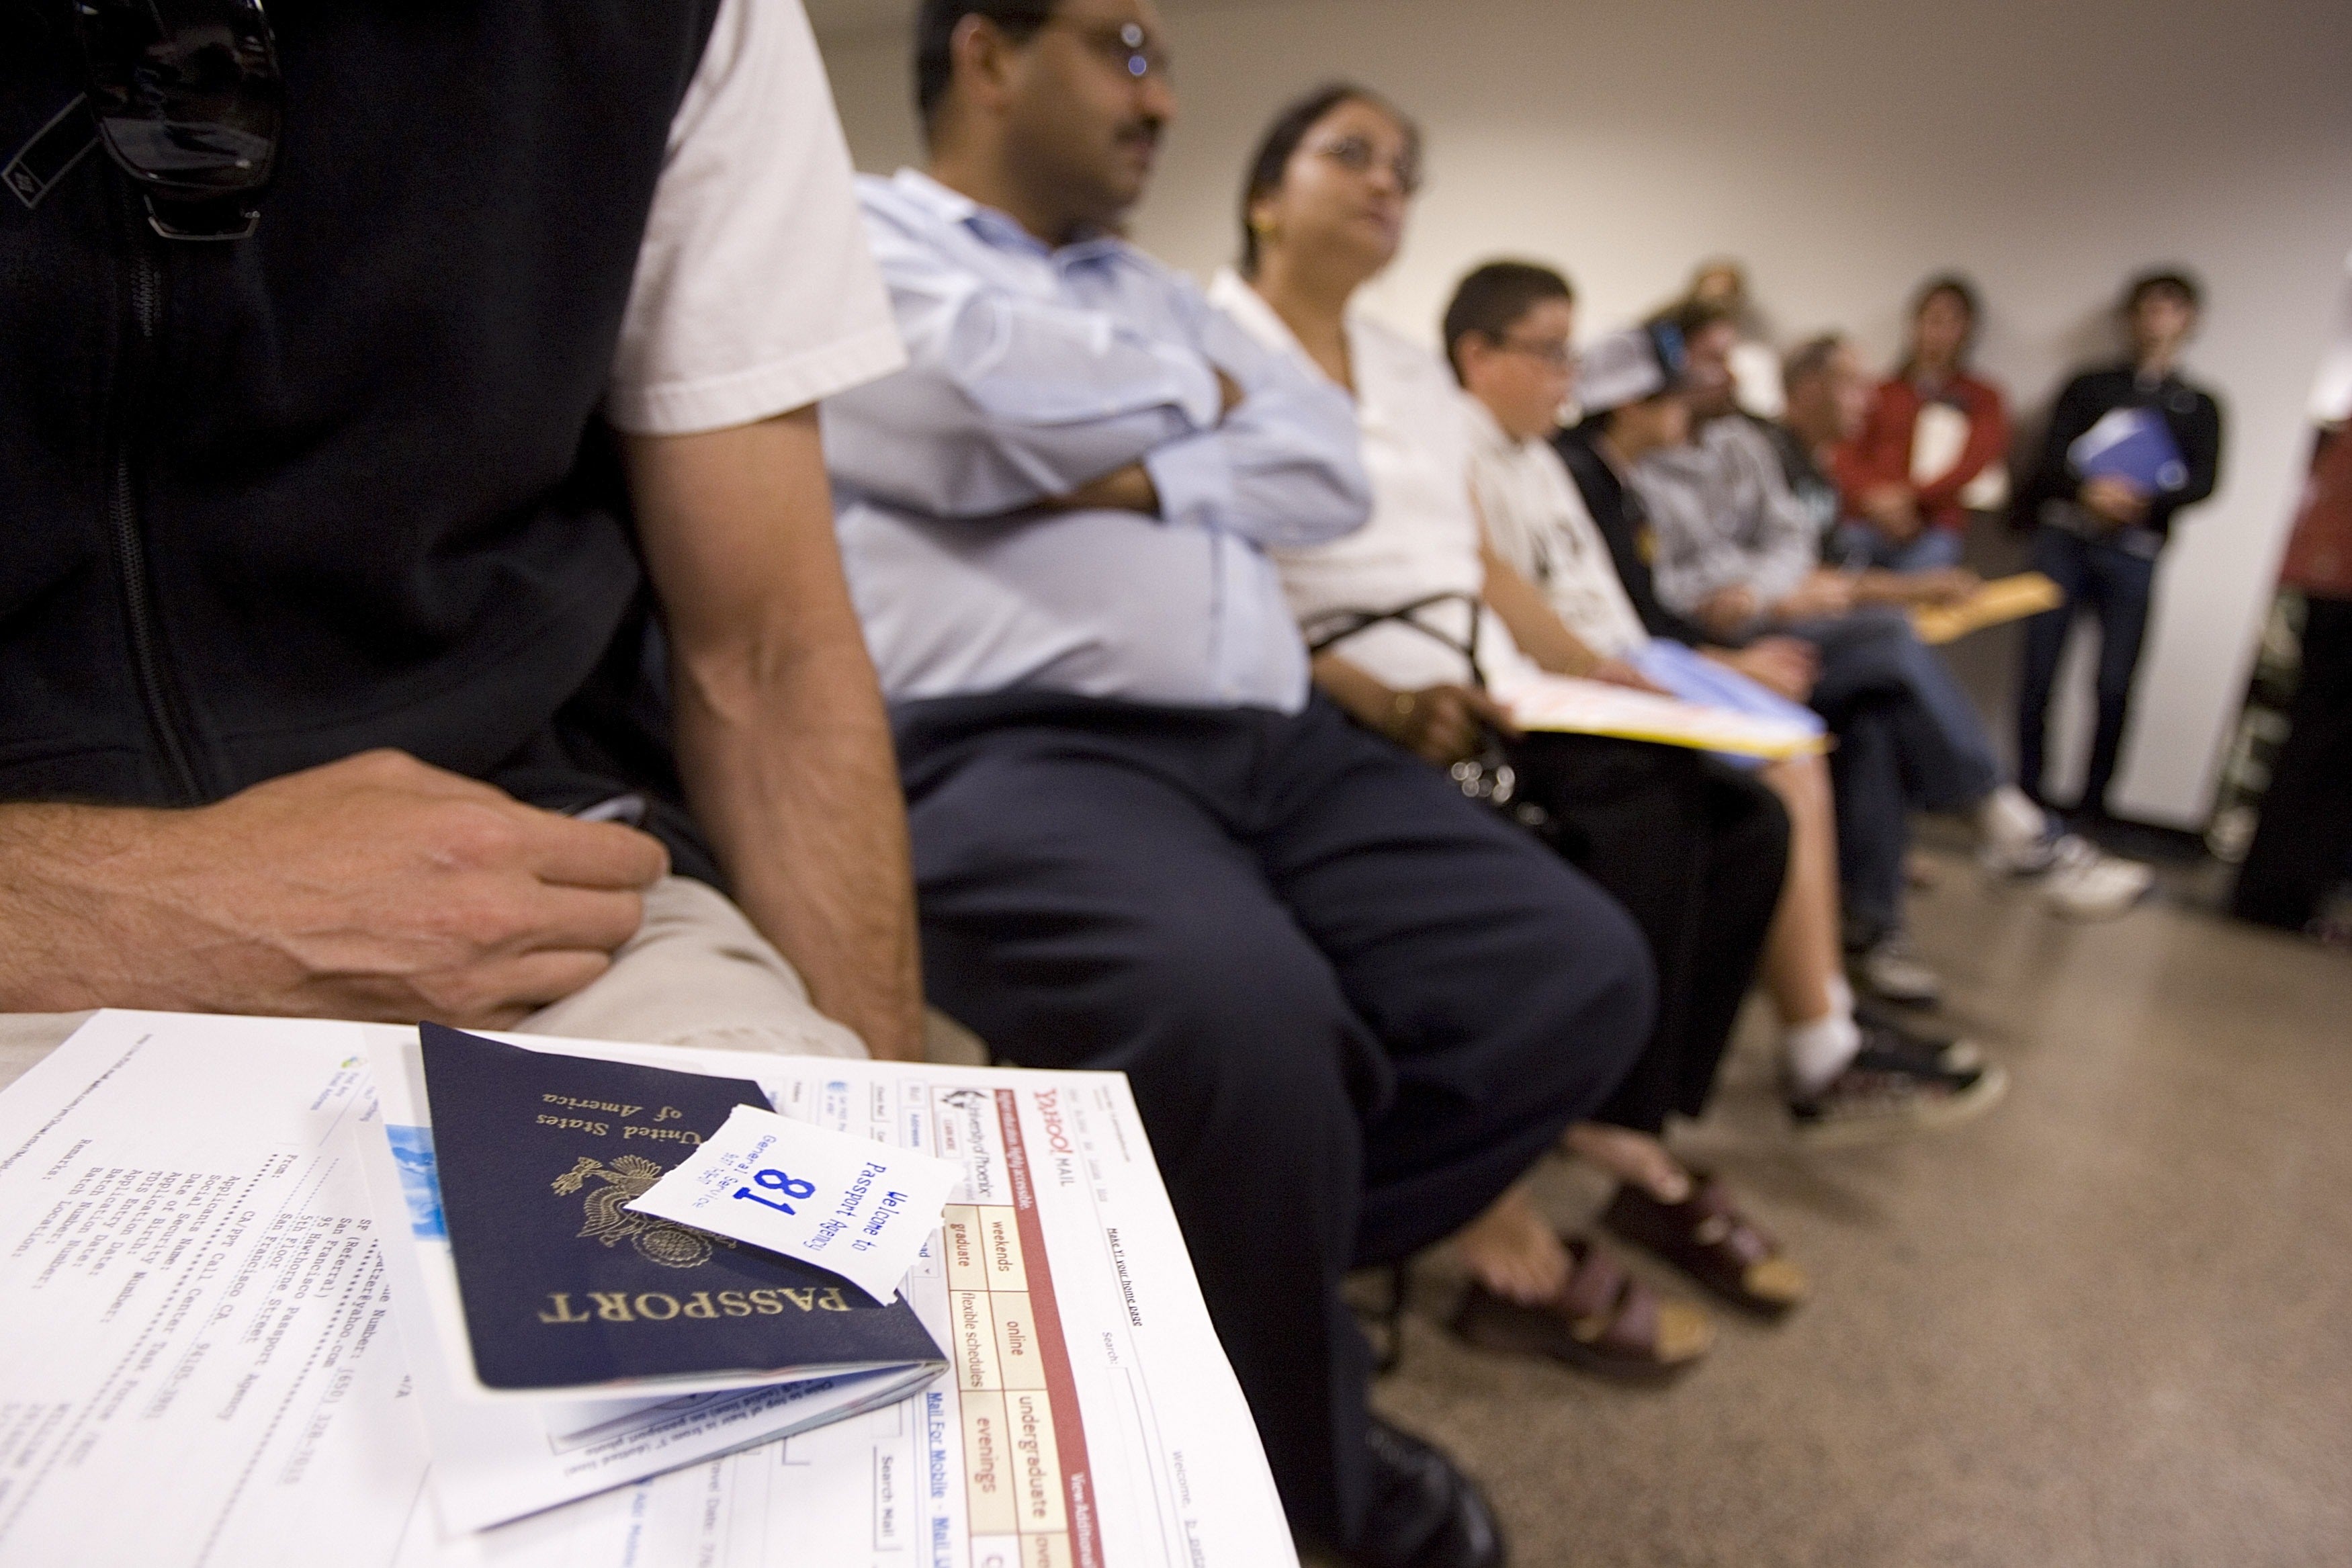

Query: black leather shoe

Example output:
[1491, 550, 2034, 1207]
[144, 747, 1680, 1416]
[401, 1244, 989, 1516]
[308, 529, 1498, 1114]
[1343, 1418, 1506, 1568]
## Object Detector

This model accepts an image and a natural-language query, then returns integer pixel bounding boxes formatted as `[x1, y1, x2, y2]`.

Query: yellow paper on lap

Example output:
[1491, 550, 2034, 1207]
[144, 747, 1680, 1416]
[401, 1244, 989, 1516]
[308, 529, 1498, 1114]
[1501, 674, 1828, 760]
[1910, 572, 2065, 645]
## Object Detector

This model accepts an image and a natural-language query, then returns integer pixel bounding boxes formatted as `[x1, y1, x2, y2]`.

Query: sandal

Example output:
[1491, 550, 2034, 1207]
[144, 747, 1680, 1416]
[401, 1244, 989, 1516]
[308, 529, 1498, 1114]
[1450, 1235, 1711, 1383]
[1601, 1171, 1808, 1317]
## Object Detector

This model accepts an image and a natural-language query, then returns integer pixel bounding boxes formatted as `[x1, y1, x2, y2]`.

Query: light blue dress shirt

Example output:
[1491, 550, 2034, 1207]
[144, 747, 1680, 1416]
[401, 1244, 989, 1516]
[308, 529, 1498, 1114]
[822, 170, 1372, 713]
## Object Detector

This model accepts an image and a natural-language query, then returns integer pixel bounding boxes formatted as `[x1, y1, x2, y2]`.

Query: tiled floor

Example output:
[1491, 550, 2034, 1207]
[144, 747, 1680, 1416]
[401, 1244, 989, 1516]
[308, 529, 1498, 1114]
[1365, 848, 2352, 1567]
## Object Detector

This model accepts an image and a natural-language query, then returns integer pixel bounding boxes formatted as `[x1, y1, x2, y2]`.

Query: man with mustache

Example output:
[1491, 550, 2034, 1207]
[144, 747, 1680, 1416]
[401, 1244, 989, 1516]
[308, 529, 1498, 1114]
[822, 5, 1654, 1565]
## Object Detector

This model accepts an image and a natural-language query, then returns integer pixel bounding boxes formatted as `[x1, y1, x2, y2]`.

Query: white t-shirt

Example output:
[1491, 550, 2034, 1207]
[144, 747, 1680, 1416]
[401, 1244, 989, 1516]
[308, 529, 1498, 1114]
[1207, 269, 1540, 695]
[604, 0, 906, 435]
[1465, 397, 1652, 660]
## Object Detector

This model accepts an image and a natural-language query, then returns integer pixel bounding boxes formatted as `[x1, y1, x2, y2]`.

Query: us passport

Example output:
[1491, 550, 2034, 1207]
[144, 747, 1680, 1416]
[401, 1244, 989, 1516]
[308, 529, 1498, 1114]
[419, 1022, 945, 1391]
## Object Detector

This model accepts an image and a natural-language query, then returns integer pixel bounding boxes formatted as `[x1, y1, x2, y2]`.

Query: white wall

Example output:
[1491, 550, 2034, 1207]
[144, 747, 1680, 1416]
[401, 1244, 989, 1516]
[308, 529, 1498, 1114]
[816, 0, 2352, 826]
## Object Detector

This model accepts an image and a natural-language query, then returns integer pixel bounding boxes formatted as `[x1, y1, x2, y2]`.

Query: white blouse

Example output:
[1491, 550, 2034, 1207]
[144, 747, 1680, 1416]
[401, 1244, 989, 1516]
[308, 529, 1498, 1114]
[1207, 269, 1541, 695]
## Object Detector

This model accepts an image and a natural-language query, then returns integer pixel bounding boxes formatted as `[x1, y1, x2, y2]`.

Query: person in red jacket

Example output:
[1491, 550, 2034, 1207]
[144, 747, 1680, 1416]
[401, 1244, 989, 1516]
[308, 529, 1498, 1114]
[1832, 275, 2011, 571]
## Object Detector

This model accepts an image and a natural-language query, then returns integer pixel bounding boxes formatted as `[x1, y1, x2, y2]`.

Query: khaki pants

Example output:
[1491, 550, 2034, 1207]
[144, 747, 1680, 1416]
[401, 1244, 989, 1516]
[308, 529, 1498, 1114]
[0, 875, 864, 1093]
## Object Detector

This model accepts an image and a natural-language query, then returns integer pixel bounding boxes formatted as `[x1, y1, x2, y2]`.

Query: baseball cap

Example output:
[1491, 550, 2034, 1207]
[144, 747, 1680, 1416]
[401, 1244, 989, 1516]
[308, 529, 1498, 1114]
[1576, 322, 1688, 417]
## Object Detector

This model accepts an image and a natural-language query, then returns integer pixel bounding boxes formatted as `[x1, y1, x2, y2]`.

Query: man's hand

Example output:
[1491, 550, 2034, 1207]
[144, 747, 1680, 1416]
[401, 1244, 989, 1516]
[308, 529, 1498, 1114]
[1311, 654, 1518, 767]
[1047, 462, 1160, 515]
[1848, 564, 1981, 609]
[1696, 584, 1760, 639]
[1708, 637, 1819, 701]
[1385, 685, 1520, 766]
[1589, 658, 1669, 695]
[1769, 570, 1856, 623]
[0, 750, 666, 1027]
[1859, 482, 1922, 541]
[1908, 566, 1981, 606]
[2080, 475, 2149, 529]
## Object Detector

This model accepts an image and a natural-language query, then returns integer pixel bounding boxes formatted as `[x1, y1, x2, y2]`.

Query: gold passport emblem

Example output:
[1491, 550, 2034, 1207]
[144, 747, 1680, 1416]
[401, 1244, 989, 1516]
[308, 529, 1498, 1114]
[553, 1153, 727, 1270]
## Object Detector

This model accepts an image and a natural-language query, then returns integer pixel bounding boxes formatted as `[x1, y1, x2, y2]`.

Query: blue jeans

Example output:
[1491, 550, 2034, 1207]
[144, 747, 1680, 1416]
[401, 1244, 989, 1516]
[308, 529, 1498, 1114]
[1784, 607, 2004, 941]
[2017, 525, 2159, 815]
[1831, 522, 1966, 572]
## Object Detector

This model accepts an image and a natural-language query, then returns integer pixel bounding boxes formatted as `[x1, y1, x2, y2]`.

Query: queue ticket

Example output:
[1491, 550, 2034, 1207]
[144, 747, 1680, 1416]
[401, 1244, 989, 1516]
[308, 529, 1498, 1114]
[626, 1102, 963, 1301]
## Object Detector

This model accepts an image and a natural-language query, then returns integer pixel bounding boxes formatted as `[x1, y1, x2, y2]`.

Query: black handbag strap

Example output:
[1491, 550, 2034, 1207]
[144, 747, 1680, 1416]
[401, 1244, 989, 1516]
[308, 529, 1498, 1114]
[1299, 591, 1488, 691]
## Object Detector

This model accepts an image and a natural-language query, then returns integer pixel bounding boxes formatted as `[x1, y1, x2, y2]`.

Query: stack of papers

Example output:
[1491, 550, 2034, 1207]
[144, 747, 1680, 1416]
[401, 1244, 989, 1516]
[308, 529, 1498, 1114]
[1501, 671, 1828, 759]
[0, 1011, 1295, 1568]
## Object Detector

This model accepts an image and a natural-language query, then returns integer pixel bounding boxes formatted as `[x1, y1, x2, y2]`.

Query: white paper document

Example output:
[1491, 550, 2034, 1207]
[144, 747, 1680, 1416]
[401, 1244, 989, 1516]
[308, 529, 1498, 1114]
[0, 1012, 1296, 1568]
[0, 1010, 425, 1568]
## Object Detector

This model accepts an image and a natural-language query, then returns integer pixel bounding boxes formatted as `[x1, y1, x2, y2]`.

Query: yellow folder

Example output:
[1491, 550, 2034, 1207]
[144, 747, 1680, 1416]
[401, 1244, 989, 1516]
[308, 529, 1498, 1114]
[1910, 572, 2064, 646]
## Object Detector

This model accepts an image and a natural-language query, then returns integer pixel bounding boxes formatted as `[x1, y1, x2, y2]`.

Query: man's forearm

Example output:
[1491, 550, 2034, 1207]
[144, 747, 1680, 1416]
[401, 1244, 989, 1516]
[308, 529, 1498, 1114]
[0, 803, 147, 1010]
[669, 631, 926, 1061]
[1309, 652, 1402, 737]
[625, 411, 930, 1061]
[1849, 569, 1912, 606]
[1478, 546, 1602, 677]
[0, 755, 668, 1025]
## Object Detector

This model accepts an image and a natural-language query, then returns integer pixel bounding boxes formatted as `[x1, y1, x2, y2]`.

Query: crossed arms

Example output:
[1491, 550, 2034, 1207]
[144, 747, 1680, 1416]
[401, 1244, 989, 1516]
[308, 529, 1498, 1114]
[822, 208, 1367, 545]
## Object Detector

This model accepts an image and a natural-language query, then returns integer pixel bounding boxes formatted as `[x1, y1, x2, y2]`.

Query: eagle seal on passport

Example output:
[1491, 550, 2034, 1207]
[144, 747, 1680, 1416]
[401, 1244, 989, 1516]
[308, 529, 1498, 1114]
[553, 1153, 727, 1269]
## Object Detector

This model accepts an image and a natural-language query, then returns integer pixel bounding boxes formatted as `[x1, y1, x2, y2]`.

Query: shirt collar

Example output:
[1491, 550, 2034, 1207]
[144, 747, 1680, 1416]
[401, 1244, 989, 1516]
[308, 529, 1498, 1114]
[890, 167, 1129, 267]
[1207, 267, 1389, 398]
[1207, 268, 1301, 355]
[1457, 390, 1538, 458]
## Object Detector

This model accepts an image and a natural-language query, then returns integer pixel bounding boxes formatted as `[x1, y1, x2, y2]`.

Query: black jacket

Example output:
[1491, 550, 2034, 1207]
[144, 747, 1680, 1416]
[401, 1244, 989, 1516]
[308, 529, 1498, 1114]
[1552, 426, 1718, 649]
[2013, 364, 2224, 543]
[2, 1, 723, 872]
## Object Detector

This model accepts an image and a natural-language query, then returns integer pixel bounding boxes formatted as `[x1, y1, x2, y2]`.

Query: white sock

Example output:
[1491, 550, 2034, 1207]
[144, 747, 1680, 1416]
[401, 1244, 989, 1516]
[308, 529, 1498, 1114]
[1827, 973, 1855, 1018]
[1784, 1008, 1862, 1096]
[1976, 785, 2048, 855]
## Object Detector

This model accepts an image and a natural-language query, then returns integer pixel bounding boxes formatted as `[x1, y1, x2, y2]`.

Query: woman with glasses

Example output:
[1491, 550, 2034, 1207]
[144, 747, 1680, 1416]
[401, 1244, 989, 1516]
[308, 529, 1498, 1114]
[1211, 83, 1812, 1380]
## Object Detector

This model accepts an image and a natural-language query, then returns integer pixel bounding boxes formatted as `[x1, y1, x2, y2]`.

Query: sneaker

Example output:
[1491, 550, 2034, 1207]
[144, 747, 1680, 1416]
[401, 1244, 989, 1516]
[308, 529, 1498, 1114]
[1855, 998, 1984, 1074]
[2036, 835, 2155, 920]
[1788, 1038, 2007, 1146]
[1978, 823, 2065, 877]
[1848, 929, 1942, 1007]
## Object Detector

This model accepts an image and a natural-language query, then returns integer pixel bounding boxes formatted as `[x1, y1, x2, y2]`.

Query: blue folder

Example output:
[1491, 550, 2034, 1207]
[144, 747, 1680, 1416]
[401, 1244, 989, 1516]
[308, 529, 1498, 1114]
[2068, 406, 2189, 493]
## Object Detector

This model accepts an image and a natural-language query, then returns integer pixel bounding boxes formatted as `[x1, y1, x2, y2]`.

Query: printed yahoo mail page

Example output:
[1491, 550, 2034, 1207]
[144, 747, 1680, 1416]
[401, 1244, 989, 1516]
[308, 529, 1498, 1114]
[396, 1047, 1299, 1568]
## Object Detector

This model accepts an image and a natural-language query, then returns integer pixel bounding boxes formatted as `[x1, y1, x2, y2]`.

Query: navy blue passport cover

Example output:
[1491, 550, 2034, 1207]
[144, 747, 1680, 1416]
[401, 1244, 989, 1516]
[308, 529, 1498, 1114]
[418, 1022, 944, 1391]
